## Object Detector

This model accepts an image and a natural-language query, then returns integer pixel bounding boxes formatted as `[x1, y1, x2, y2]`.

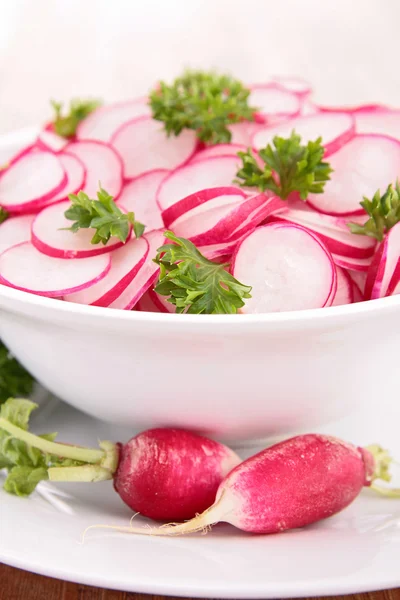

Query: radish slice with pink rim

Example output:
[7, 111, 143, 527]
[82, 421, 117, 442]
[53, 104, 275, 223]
[0, 151, 67, 214]
[37, 125, 69, 153]
[229, 122, 261, 146]
[116, 169, 167, 232]
[32, 200, 127, 258]
[108, 230, 166, 310]
[269, 208, 375, 258]
[0, 214, 34, 255]
[76, 98, 151, 142]
[228, 196, 287, 241]
[111, 116, 197, 180]
[270, 76, 312, 97]
[253, 113, 355, 157]
[190, 144, 248, 163]
[64, 236, 149, 307]
[346, 269, 367, 297]
[331, 267, 354, 306]
[332, 254, 372, 272]
[40, 153, 86, 206]
[148, 288, 175, 313]
[308, 134, 400, 216]
[135, 289, 166, 313]
[0, 242, 111, 297]
[232, 223, 337, 313]
[250, 84, 301, 122]
[157, 155, 242, 211]
[65, 140, 123, 198]
[365, 221, 400, 299]
[352, 108, 400, 140]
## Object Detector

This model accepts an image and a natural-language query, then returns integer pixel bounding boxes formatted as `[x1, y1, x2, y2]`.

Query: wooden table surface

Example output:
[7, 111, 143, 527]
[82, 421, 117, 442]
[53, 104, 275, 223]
[0, 564, 398, 600]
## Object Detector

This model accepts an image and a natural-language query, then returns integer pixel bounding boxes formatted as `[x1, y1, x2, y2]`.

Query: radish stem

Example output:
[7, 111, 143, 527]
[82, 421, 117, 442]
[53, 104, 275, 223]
[49, 464, 113, 482]
[0, 417, 104, 463]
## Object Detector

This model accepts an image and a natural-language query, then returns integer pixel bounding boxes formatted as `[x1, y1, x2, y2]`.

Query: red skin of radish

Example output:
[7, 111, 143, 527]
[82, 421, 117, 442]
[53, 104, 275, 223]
[113, 428, 241, 521]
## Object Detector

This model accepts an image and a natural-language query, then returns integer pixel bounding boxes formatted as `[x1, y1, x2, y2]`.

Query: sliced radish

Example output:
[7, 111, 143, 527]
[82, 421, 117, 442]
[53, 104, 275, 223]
[41, 153, 86, 205]
[111, 116, 197, 180]
[232, 223, 336, 313]
[253, 113, 355, 157]
[162, 187, 247, 229]
[250, 84, 301, 121]
[0, 151, 67, 213]
[300, 99, 320, 116]
[229, 122, 260, 146]
[331, 267, 353, 306]
[108, 230, 165, 310]
[198, 240, 239, 260]
[352, 109, 400, 141]
[0, 214, 34, 255]
[64, 236, 148, 307]
[0, 242, 110, 297]
[308, 135, 400, 215]
[116, 169, 166, 232]
[190, 144, 247, 163]
[37, 125, 68, 153]
[270, 208, 375, 258]
[332, 254, 372, 272]
[76, 98, 151, 142]
[352, 282, 364, 302]
[148, 288, 175, 313]
[346, 269, 367, 296]
[32, 200, 126, 259]
[365, 222, 400, 299]
[135, 289, 163, 312]
[157, 156, 241, 211]
[271, 76, 312, 97]
[228, 196, 287, 240]
[65, 140, 123, 198]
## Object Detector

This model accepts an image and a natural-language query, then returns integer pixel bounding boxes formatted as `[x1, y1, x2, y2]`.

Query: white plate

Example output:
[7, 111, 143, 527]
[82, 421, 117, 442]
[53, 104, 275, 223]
[1, 398, 400, 597]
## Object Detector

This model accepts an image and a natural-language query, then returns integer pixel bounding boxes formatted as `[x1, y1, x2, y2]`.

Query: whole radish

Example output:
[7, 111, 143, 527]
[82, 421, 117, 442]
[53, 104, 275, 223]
[114, 434, 398, 536]
[0, 399, 240, 521]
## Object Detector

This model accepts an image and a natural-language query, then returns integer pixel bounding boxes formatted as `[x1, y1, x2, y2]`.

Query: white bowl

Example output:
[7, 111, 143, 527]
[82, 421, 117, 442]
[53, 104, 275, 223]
[1, 129, 398, 441]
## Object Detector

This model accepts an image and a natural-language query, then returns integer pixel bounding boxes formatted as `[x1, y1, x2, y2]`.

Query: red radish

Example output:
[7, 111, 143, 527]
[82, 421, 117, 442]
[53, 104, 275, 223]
[111, 116, 197, 180]
[162, 186, 245, 229]
[346, 269, 367, 297]
[269, 208, 375, 258]
[232, 223, 336, 313]
[116, 169, 167, 231]
[197, 240, 241, 261]
[135, 289, 165, 313]
[300, 99, 320, 116]
[190, 143, 248, 163]
[64, 236, 149, 307]
[365, 221, 400, 299]
[332, 254, 372, 272]
[352, 281, 364, 302]
[76, 98, 151, 142]
[108, 230, 165, 310]
[308, 135, 400, 215]
[352, 108, 400, 141]
[65, 140, 123, 198]
[157, 155, 242, 211]
[225, 196, 287, 241]
[37, 126, 69, 153]
[0, 151, 67, 214]
[331, 267, 354, 306]
[147, 288, 175, 313]
[46, 153, 86, 203]
[250, 84, 301, 122]
[253, 113, 355, 157]
[270, 76, 312, 97]
[0, 214, 34, 255]
[0, 242, 111, 297]
[109, 434, 391, 536]
[229, 122, 261, 146]
[32, 200, 127, 259]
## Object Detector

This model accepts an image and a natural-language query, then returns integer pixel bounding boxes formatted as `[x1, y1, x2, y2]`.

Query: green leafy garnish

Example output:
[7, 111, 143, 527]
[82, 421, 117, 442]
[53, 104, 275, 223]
[235, 131, 333, 200]
[51, 98, 101, 138]
[64, 185, 145, 245]
[348, 182, 400, 242]
[154, 231, 252, 314]
[149, 69, 257, 145]
[0, 399, 84, 496]
[0, 342, 35, 405]
[0, 207, 8, 224]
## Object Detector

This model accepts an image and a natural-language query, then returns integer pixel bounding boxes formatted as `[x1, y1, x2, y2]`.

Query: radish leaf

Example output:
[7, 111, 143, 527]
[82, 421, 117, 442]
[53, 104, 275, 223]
[150, 70, 257, 145]
[154, 231, 252, 314]
[235, 132, 332, 199]
[51, 98, 101, 138]
[348, 182, 400, 241]
[64, 185, 145, 245]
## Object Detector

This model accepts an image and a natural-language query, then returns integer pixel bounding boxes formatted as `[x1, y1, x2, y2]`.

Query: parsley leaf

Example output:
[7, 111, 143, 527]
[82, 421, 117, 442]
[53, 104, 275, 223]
[348, 182, 400, 242]
[154, 231, 252, 314]
[149, 69, 257, 145]
[51, 98, 101, 138]
[64, 185, 145, 245]
[235, 131, 332, 200]
[0, 342, 35, 405]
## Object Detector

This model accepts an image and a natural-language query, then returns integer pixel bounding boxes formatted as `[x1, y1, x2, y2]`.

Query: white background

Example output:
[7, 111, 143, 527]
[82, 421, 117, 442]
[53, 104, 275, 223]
[1, 0, 400, 133]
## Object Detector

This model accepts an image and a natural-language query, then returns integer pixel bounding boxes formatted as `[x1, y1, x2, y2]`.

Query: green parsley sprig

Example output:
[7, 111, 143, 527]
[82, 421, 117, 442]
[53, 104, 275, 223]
[154, 231, 252, 314]
[51, 98, 101, 138]
[235, 131, 332, 200]
[149, 69, 257, 145]
[348, 182, 400, 242]
[64, 185, 145, 245]
[0, 342, 35, 405]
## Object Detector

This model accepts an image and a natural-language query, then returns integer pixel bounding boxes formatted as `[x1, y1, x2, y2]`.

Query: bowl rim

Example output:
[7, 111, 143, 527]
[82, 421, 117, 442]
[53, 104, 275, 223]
[1, 126, 399, 328]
